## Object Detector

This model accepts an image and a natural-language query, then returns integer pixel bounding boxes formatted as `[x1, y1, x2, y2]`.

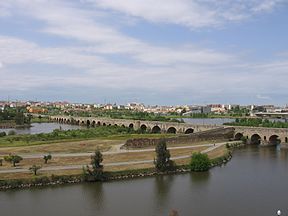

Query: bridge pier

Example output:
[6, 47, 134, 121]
[49, 115, 221, 134]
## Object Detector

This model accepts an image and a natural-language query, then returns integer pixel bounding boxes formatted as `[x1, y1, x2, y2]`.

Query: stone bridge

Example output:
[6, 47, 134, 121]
[50, 116, 288, 145]
[233, 126, 288, 146]
[49, 115, 220, 134]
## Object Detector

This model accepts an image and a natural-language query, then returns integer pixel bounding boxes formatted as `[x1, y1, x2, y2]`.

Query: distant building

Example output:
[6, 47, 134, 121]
[103, 104, 113, 110]
[27, 107, 48, 114]
[127, 102, 145, 111]
[209, 104, 226, 113]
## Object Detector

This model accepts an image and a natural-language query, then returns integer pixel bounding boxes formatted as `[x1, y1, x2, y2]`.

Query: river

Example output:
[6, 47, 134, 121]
[1, 146, 287, 216]
[181, 117, 235, 125]
[0, 123, 83, 135]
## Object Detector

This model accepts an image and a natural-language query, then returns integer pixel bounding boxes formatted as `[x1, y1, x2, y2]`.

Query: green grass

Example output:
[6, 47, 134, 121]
[0, 127, 176, 147]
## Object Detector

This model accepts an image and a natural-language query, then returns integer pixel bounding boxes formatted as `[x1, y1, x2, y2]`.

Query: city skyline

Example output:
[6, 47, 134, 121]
[1, 1, 288, 105]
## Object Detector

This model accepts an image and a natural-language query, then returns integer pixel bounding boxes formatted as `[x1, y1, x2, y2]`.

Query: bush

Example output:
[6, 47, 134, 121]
[0, 132, 6, 137]
[8, 130, 16, 136]
[4, 154, 23, 167]
[241, 136, 247, 144]
[190, 153, 211, 172]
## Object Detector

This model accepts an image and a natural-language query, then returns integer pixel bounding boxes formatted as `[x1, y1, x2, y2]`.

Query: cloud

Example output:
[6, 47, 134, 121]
[0, 2, 12, 17]
[0, 0, 235, 67]
[86, 0, 284, 28]
[0, 0, 287, 104]
[0, 36, 108, 69]
[256, 94, 272, 100]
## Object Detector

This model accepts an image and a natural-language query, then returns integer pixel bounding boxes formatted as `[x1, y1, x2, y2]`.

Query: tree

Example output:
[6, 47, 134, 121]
[83, 149, 105, 181]
[4, 154, 23, 167]
[154, 139, 174, 172]
[190, 153, 211, 172]
[15, 110, 25, 125]
[29, 165, 42, 175]
[43, 154, 52, 164]
[91, 149, 103, 169]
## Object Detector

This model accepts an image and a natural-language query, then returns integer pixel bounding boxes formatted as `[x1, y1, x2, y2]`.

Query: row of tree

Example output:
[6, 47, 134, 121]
[226, 118, 288, 128]
[83, 139, 211, 181]
[0, 107, 31, 125]
[0, 153, 52, 175]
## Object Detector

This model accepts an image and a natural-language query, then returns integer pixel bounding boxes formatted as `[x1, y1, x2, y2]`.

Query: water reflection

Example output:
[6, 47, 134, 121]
[189, 171, 210, 185]
[152, 175, 174, 215]
[82, 182, 105, 213]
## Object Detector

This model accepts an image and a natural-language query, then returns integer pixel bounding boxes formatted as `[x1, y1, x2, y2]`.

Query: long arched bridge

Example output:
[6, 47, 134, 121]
[50, 116, 288, 146]
[50, 115, 220, 134]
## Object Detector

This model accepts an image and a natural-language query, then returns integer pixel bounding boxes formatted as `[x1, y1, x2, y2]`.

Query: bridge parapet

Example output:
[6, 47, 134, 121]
[232, 126, 288, 145]
[49, 115, 220, 134]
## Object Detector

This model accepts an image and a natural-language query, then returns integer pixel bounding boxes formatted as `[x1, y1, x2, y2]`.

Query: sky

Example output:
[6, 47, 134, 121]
[0, 0, 288, 105]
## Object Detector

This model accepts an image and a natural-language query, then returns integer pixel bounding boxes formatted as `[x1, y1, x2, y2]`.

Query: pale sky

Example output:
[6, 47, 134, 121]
[0, 0, 288, 105]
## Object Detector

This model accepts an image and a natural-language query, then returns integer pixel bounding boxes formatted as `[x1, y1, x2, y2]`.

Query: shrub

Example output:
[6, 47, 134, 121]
[29, 165, 42, 175]
[190, 153, 211, 172]
[4, 154, 23, 167]
[0, 132, 6, 137]
[43, 154, 52, 164]
[241, 136, 248, 144]
[8, 130, 16, 136]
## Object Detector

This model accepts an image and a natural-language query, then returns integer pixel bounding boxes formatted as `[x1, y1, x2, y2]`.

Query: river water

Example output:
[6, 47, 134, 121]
[1, 146, 287, 216]
[181, 117, 235, 125]
[0, 123, 83, 135]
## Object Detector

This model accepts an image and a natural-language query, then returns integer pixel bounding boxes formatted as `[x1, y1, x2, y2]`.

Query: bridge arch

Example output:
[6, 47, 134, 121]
[269, 135, 281, 145]
[235, 133, 243, 140]
[87, 120, 91, 127]
[129, 123, 134, 129]
[251, 134, 261, 145]
[286, 137, 288, 143]
[184, 128, 194, 134]
[152, 125, 161, 133]
[92, 121, 96, 127]
[102, 123, 106, 126]
[97, 121, 101, 126]
[167, 127, 177, 134]
[140, 124, 147, 132]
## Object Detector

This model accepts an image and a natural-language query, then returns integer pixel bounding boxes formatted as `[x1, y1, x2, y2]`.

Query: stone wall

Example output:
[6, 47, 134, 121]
[122, 127, 235, 149]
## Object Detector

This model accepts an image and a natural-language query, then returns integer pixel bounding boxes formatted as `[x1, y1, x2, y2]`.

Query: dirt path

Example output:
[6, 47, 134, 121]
[0, 141, 236, 174]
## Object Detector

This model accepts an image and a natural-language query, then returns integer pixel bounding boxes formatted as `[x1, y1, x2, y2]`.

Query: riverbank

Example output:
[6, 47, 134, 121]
[0, 123, 31, 130]
[0, 148, 234, 191]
